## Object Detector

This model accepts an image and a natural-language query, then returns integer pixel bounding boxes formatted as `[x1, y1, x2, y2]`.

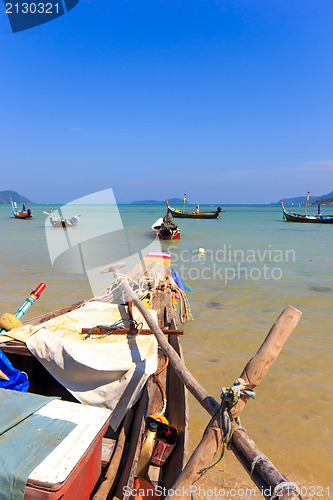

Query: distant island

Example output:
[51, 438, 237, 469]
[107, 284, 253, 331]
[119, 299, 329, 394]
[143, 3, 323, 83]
[278, 190, 333, 205]
[0, 190, 32, 204]
[131, 198, 188, 205]
[312, 195, 333, 205]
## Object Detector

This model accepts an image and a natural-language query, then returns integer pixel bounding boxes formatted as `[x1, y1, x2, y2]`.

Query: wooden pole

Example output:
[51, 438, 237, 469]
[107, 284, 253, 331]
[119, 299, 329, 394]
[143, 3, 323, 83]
[305, 190, 309, 215]
[109, 264, 220, 416]
[109, 265, 303, 499]
[231, 427, 301, 499]
[165, 306, 302, 500]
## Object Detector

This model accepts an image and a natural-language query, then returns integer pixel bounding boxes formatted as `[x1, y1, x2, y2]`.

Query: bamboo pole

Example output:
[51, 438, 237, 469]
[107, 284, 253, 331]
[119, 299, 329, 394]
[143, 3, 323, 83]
[165, 306, 302, 500]
[231, 428, 301, 499]
[109, 264, 302, 499]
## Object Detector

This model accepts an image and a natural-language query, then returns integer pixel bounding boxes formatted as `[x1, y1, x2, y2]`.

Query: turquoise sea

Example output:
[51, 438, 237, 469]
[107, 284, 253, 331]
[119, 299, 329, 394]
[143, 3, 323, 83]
[1, 203, 333, 494]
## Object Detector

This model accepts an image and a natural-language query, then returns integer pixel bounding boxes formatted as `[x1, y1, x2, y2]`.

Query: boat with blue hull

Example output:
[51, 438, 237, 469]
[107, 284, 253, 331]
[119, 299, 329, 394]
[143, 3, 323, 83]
[281, 202, 333, 224]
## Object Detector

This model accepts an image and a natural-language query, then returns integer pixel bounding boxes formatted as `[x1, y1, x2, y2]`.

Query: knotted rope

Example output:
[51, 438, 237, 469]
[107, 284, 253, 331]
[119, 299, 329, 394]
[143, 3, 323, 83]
[81, 318, 143, 340]
[191, 378, 255, 499]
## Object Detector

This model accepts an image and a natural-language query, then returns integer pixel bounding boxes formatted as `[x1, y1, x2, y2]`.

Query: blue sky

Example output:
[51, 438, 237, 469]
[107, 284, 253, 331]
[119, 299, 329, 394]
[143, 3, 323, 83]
[1, 1, 333, 204]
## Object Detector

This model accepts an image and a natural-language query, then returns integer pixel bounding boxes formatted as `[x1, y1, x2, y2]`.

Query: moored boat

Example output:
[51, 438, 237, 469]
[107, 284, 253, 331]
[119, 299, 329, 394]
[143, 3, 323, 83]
[166, 200, 222, 219]
[0, 254, 306, 500]
[281, 202, 333, 223]
[0, 251, 188, 499]
[44, 210, 80, 227]
[152, 212, 181, 240]
[11, 199, 33, 219]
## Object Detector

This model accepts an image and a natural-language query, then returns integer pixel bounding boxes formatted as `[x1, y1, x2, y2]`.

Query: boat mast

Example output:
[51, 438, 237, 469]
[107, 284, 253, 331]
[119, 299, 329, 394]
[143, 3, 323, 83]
[305, 190, 310, 215]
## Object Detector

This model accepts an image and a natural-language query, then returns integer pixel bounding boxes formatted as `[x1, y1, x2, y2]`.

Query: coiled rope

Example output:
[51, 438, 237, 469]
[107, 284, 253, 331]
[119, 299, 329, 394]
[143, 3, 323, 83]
[154, 277, 194, 324]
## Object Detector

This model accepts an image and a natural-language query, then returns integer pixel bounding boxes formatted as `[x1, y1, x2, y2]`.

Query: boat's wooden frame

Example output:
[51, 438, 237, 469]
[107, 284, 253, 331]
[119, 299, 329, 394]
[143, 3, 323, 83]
[0, 253, 304, 500]
[0, 256, 188, 500]
[281, 201, 333, 223]
[166, 201, 222, 219]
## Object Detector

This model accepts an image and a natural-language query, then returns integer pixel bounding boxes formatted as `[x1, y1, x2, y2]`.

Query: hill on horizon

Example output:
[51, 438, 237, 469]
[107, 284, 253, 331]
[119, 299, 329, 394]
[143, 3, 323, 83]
[277, 190, 333, 205]
[0, 190, 32, 205]
[131, 198, 189, 205]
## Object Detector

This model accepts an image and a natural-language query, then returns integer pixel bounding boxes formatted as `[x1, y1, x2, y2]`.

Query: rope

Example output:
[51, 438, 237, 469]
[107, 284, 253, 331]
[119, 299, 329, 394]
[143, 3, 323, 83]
[271, 481, 300, 498]
[81, 318, 143, 340]
[191, 378, 255, 500]
[153, 277, 194, 323]
[250, 454, 270, 476]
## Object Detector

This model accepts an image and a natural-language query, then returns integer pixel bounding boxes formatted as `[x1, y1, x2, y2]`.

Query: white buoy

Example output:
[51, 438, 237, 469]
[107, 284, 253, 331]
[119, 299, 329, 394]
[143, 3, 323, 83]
[198, 248, 205, 254]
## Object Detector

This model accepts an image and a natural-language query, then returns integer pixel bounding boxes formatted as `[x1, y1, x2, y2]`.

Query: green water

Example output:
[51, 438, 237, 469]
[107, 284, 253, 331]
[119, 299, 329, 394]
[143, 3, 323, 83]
[1, 203, 332, 492]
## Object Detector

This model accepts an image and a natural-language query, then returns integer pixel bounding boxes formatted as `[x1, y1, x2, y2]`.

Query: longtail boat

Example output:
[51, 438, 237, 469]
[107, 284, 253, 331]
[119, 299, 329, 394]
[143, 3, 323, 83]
[166, 200, 222, 219]
[281, 201, 333, 223]
[11, 198, 33, 219]
[43, 210, 80, 227]
[0, 250, 305, 500]
[152, 213, 181, 240]
[0, 251, 188, 500]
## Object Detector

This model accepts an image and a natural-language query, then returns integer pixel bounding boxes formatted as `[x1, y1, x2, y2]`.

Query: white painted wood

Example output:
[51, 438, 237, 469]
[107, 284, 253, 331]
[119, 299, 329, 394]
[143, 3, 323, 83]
[28, 399, 111, 486]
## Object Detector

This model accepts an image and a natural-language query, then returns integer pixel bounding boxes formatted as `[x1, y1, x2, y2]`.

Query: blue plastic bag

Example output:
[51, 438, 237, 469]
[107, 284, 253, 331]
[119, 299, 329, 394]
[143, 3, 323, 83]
[0, 350, 29, 392]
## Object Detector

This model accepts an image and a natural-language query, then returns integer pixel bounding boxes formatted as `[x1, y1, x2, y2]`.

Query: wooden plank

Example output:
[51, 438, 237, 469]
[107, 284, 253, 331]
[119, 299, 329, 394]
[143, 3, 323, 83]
[23, 301, 85, 326]
[163, 333, 189, 492]
[101, 438, 116, 468]
[93, 411, 134, 500]
[0, 342, 33, 356]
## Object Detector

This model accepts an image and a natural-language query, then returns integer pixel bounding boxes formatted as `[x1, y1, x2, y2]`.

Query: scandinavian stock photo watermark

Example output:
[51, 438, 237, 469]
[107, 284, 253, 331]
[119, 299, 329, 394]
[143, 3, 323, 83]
[168, 245, 296, 284]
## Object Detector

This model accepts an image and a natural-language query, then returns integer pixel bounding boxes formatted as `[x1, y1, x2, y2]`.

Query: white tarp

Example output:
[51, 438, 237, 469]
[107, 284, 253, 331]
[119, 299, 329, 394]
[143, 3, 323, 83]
[25, 301, 158, 430]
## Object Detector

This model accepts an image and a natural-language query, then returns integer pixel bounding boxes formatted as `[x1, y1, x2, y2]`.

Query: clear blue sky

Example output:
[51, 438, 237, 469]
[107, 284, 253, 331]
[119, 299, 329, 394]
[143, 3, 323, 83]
[1, 1, 333, 204]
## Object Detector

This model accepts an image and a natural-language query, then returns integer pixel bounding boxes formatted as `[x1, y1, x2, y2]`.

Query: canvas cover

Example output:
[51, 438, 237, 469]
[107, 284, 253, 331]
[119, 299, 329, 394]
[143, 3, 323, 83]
[23, 301, 158, 430]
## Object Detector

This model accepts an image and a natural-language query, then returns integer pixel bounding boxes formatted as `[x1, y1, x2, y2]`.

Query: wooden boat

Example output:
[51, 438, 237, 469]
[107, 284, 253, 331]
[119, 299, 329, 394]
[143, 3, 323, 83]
[43, 210, 80, 227]
[0, 253, 305, 499]
[0, 252, 188, 500]
[152, 213, 181, 240]
[11, 199, 33, 219]
[166, 200, 222, 219]
[281, 201, 333, 223]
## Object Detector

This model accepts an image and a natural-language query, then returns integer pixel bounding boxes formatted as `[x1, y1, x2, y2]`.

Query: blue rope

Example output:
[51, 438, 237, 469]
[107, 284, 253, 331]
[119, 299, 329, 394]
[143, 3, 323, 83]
[190, 379, 255, 499]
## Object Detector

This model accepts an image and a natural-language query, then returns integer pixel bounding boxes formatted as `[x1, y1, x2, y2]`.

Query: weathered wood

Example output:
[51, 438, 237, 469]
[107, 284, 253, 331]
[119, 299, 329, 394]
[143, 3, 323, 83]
[231, 428, 301, 499]
[162, 333, 189, 492]
[165, 306, 302, 500]
[101, 438, 116, 468]
[0, 342, 33, 356]
[23, 301, 85, 326]
[110, 263, 220, 416]
[229, 305, 303, 419]
[110, 265, 302, 500]
[93, 411, 134, 500]
[115, 386, 149, 500]
[80, 327, 183, 335]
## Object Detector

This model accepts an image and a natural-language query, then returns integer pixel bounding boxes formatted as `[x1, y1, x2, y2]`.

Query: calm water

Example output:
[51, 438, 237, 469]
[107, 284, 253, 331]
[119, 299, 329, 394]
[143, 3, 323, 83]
[1, 203, 332, 492]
